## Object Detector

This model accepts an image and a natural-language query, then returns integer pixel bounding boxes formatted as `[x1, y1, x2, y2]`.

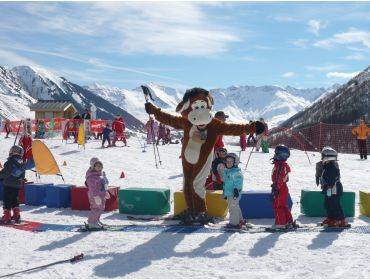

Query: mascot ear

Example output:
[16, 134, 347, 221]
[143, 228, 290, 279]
[176, 99, 190, 113]
[207, 95, 214, 109]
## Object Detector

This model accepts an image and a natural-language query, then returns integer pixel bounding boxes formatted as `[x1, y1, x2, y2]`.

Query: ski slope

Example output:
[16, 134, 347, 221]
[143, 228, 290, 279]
[0, 135, 369, 278]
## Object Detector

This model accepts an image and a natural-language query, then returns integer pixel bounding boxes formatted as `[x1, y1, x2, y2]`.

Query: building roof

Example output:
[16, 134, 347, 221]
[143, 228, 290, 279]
[30, 100, 77, 112]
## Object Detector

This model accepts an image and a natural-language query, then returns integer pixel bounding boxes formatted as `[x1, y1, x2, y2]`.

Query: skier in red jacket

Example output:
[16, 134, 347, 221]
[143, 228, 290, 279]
[112, 115, 127, 146]
[18, 121, 34, 170]
[213, 111, 229, 151]
[270, 144, 293, 229]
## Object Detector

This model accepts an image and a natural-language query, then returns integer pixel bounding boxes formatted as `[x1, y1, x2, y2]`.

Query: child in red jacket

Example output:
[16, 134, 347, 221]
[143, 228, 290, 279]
[270, 144, 293, 229]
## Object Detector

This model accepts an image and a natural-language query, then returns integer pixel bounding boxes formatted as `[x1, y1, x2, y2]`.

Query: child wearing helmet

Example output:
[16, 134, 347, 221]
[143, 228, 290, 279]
[223, 153, 245, 228]
[211, 147, 228, 190]
[270, 144, 293, 229]
[316, 147, 347, 227]
[0, 145, 25, 224]
[85, 157, 109, 229]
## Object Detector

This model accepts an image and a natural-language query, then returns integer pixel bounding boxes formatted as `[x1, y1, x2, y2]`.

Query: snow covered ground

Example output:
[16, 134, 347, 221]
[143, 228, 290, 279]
[0, 134, 369, 278]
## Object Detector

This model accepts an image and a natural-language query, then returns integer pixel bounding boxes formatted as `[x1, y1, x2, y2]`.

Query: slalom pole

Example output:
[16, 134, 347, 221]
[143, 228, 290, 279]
[141, 85, 159, 168]
[0, 254, 84, 278]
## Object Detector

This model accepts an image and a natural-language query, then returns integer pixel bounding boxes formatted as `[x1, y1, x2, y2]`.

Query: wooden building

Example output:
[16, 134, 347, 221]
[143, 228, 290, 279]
[30, 100, 77, 119]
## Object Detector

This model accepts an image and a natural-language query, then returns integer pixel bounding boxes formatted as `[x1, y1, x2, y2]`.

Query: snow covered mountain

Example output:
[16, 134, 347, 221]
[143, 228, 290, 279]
[0, 66, 35, 120]
[0, 66, 144, 131]
[281, 65, 370, 129]
[86, 83, 330, 127]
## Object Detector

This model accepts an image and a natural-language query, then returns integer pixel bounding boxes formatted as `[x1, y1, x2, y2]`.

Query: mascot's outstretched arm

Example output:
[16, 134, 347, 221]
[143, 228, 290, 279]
[145, 102, 185, 130]
[213, 118, 265, 137]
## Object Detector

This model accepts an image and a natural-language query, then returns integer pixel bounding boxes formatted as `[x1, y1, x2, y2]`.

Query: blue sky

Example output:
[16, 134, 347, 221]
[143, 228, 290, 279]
[1, 1, 370, 90]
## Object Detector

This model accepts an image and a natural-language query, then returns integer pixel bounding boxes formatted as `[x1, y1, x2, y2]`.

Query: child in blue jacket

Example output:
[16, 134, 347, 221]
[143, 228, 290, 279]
[223, 153, 245, 228]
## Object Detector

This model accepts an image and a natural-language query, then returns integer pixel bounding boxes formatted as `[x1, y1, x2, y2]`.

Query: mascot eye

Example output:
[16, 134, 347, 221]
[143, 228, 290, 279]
[195, 106, 199, 109]
[201, 105, 205, 108]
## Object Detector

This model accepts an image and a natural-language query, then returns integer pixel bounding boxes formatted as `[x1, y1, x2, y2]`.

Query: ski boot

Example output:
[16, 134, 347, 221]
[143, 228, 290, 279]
[194, 212, 213, 225]
[336, 219, 350, 228]
[11, 207, 21, 224]
[0, 209, 11, 224]
[320, 218, 336, 227]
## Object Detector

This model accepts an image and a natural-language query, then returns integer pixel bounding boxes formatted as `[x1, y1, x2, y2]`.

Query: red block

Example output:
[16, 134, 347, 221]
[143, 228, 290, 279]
[71, 186, 119, 211]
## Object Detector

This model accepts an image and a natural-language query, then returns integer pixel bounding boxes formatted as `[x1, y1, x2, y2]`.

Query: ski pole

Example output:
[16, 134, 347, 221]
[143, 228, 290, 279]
[141, 85, 159, 168]
[245, 145, 255, 171]
[0, 254, 84, 278]
[14, 120, 23, 145]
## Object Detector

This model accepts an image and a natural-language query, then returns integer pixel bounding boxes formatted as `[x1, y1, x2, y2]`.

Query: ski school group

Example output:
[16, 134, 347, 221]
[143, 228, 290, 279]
[1, 86, 367, 232]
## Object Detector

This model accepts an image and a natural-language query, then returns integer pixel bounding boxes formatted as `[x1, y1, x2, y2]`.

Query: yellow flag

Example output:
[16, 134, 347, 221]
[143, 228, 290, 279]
[32, 140, 62, 175]
[77, 122, 85, 146]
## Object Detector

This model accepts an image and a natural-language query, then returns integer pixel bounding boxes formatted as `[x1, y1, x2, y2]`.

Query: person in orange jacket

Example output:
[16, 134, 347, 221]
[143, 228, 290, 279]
[351, 119, 370, 160]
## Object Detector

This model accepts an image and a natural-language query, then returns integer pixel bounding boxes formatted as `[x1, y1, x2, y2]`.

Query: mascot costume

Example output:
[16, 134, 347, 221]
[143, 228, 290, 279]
[142, 86, 265, 224]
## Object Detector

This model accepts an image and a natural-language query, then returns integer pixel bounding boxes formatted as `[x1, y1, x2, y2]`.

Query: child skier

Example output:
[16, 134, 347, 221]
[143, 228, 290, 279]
[270, 144, 293, 229]
[211, 147, 228, 190]
[0, 145, 26, 224]
[316, 147, 348, 227]
[101, 123, 112, 148]
[85, 157, 109, 229]
[223, 153, 245, 228]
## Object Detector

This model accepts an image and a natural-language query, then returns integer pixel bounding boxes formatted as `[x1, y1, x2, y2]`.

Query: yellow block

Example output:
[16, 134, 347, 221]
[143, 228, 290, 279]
[359, 190, 370, 216]
[174, 190, 228, 218]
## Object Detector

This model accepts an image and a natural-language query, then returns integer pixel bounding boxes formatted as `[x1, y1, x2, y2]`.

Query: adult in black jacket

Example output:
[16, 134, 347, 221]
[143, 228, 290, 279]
[0, 145, 25, 224]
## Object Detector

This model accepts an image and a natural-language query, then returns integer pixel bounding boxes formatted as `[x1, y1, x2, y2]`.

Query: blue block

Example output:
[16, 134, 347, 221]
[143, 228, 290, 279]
[46, 184, 74, 208]
[0, 180, 3, 201]
[240, 190, 293, 219]
[25, 183, 54, 206]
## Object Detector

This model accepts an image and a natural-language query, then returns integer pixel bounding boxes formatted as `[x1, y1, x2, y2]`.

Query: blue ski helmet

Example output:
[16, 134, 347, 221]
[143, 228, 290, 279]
[273, 144, 290, 161]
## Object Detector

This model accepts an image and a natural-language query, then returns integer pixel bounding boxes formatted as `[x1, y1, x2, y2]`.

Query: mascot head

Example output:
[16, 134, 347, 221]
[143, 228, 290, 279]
[176, 88, 214, 127]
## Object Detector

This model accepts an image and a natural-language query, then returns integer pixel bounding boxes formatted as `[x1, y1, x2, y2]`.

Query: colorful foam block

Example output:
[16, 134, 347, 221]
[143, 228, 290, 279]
[300, 189, 355, 217]
[25, 183, 54, 206]
[174, 190, 228, 218]
[239, 190, 293, 219]
[119, 187, 170, 215]
[46, 184, 75, 208]
[71, 186, 119, 211]
[359, 191, 370, 217]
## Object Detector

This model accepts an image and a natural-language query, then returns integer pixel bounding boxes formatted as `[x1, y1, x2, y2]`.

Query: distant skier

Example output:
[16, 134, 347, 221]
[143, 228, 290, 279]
[270, 144, 294, 229]
[223, 153, 246, 229]
[316, 147, 348, 227]
[18, 122, 34, 170]
[85, 157, 109, 229]
[112, 115, 127, 146]
[256, 118, 269, 152]
[145, 117, 158, 144]
[0, 145, 25, 224]
[4, 119, 12, 138]
[101, 123, 112, 148]
[239, 133, 247, 151]
[156, 123, 167, 145]
[351, 119, 370, 160]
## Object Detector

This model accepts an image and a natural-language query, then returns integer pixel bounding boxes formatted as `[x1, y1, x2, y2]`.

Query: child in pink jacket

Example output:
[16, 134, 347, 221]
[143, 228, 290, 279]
[85, 157, 109, 229]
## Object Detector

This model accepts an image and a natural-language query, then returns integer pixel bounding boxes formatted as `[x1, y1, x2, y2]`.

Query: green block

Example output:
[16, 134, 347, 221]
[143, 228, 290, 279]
[300, 189, 355, 217]
[119, 187, 170, 215]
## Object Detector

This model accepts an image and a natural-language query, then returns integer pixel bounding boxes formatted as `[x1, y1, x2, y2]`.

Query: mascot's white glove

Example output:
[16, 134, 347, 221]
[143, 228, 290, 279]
[94, 196, 102, 206]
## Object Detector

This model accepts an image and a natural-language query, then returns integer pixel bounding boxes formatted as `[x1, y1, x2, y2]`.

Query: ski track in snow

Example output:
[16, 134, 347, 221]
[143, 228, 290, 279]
[0, 136, 369, 278]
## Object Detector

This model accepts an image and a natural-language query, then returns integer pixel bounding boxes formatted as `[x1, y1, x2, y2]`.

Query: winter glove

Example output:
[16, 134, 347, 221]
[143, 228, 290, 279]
[270, 183, 279, 200]
[94, 196, 103, 206]
[255, 121, 265, 135]
[233, 188, 240, 199]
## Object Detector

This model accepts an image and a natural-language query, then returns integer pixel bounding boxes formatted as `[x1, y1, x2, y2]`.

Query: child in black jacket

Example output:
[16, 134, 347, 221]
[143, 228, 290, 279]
[316, 147, 347, 227]
[0, 145, 25, 224]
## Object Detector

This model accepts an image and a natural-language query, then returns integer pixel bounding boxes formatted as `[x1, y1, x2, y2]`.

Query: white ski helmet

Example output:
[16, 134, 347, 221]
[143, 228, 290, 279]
[321, 146, 338, 162]
[225, 153, 240, 168]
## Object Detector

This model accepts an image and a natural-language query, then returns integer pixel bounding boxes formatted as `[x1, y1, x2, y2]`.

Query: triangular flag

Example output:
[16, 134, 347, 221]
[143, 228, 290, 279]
[120, 171, 125, 179]
[62, 161, 67, 166]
